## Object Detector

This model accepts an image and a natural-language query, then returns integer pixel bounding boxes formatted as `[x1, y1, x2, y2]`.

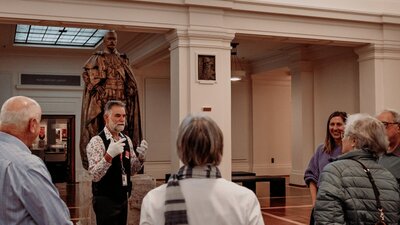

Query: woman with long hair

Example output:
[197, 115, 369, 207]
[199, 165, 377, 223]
[304, 111, 347, 224]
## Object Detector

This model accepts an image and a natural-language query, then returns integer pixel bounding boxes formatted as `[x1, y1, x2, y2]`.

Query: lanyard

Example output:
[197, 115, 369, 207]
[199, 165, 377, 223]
[120, 152, 126, 175]
[114, 135, 128, 187]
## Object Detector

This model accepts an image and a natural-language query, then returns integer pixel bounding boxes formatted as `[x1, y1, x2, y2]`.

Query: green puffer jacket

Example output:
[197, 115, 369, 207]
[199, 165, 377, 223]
[314, 149, 400, 225]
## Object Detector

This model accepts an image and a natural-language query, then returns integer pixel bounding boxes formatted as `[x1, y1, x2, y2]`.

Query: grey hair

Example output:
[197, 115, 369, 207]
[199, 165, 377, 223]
[376, 109, 400, 123]
[0, 96, 41, 132]
[104, 100, 125, 116]
[176, 114, 223, 166]
[344, 113, 389, 157]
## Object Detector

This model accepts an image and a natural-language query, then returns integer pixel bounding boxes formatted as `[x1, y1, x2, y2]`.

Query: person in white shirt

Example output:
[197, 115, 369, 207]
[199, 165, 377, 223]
[140, 114, 265, 225]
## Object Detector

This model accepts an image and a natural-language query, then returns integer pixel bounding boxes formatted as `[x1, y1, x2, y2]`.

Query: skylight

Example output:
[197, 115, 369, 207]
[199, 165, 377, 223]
[14, 24, 108, 48]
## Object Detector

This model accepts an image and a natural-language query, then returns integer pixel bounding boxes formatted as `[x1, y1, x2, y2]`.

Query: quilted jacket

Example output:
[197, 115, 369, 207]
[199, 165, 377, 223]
[314, 149, 400, 225]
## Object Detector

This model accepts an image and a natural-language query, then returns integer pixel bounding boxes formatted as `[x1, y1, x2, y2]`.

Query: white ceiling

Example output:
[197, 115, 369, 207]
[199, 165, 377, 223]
[0, 22, 362, 69]
[0, 23, 298, 61]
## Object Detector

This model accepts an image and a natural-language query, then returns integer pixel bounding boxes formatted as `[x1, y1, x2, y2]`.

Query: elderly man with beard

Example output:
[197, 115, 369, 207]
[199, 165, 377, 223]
[87, 100, 148, 225]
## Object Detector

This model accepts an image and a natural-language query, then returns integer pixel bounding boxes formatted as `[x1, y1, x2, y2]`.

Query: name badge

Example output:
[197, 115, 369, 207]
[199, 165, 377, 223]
[122, 174, 128, 186]
[125, 151, 130, 159]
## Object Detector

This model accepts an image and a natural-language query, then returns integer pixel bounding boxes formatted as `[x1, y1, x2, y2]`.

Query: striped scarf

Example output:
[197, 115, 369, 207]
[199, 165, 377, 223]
[164, 165, 222, 225]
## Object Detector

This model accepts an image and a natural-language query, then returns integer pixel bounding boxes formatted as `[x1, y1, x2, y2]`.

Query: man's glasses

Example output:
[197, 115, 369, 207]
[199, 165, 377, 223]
[381, 121, 398, 129]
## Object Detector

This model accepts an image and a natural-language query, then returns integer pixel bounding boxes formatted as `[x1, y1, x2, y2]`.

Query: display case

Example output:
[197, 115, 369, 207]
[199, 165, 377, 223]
[31, 115, 75, 183]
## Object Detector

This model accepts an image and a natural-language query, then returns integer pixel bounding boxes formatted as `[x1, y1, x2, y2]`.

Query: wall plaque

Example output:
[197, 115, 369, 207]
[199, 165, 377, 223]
[21, 74, 81, 86]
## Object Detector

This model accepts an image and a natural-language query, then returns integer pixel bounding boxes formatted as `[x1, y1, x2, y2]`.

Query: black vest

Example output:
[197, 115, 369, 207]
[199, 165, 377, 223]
[92, 131, 132, 201]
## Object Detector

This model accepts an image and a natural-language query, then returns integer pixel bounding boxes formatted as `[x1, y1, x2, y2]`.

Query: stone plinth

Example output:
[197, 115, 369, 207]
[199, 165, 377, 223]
[128, 174, 156, 225]
[76, 181, 96, 225]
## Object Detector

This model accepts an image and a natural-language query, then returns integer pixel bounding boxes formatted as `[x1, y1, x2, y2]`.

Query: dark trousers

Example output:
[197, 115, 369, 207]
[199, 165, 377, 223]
[309, 207, 315, 225]
[93, 195, 128, 225]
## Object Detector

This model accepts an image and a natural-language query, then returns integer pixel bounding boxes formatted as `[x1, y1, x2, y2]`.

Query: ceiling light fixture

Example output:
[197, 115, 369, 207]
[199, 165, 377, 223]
[231, 42, 247, 81]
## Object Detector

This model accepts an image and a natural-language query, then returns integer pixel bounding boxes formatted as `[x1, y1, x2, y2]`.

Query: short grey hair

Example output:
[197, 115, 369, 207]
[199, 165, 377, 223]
[176, 114, 223, 166]
[0, 96, 41, 132]
[344, 113, 389, 157]
[104, 100, 125, 116]
[377, 109, 400, 123]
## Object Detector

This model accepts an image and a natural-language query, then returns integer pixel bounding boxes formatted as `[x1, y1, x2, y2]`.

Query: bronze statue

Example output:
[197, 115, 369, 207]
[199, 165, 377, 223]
[80, 30, 142, 170]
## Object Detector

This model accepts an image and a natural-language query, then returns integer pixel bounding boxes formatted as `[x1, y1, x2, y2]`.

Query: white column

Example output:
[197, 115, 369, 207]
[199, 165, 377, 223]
[289, 48, 314, 185]
[166, 29, 234, 179]
[355, 44, 400, 114]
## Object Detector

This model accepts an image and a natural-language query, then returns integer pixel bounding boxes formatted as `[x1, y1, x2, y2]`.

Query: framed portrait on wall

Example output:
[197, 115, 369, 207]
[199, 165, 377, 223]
[197, 54, 216, 84]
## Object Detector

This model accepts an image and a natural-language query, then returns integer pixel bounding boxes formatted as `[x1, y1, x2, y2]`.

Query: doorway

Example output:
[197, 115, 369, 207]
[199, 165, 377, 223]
[31, 115, 76, 183]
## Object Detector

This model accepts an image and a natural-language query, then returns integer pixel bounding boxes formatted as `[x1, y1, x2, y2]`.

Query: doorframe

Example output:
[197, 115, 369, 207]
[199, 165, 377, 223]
[42, 114, 76, 183]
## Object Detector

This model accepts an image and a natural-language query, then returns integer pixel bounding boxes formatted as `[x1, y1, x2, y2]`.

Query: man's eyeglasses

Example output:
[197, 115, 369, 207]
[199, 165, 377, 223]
[381, 121, 398, 129]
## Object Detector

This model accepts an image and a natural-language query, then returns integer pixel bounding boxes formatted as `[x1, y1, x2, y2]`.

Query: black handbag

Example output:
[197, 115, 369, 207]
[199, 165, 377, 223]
[351, 159, 387, 225]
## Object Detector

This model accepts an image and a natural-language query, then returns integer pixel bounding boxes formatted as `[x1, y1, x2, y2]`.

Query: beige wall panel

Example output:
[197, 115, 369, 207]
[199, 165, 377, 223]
[144, 78, 171, 162]
[252, 74, 292, 175]
[313, 52, 360, 148]
[231, 80, 251, 161]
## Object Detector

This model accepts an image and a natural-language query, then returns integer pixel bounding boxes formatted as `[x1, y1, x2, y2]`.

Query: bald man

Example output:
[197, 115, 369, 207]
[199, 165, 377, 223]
[0, 96, 73, 225]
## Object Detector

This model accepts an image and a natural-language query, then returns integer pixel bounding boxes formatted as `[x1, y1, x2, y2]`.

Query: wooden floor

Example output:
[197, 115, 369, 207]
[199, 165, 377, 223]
[56, 178, 312, 225]
[260, 184, 312, 225]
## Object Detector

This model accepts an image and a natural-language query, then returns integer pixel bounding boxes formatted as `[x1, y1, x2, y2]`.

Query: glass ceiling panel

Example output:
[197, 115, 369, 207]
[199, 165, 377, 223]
[16, 25, 30, 32]
[14, 24, 108, 48]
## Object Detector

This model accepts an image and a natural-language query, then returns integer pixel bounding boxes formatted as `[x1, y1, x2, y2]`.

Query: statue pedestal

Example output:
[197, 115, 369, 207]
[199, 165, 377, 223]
[128, 174, 156, 225]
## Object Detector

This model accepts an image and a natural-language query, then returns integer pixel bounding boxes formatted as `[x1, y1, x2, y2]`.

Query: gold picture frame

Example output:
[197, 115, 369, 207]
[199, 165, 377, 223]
[197, 54, 216, 84]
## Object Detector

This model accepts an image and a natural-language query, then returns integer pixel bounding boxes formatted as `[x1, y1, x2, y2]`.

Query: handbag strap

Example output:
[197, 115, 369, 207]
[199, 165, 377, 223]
[351, 159, 385, 223]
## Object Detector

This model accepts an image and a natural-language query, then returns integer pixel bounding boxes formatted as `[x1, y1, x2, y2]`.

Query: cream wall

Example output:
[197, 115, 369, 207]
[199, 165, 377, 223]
[313, 49, 360, 147]
[143, 77, 171, 178]
[231, 79, 252, 171]
[252, 71, 292, 176]
[167, 30, 234, 178]
[0, 53, 89, 180]
[139, 59, 171, 178]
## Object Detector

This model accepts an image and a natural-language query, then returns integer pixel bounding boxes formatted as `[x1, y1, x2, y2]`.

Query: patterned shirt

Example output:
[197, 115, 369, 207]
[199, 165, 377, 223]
[87, 127, 143, 182]
[0, 131, 73, 225]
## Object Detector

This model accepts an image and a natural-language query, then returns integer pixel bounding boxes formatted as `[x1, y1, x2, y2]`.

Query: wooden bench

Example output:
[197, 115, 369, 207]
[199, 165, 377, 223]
[232, 171, 256, 177]
[232, 175, 286, 197]
[166, 171, 286, 197]
[165, 171, 256, 182]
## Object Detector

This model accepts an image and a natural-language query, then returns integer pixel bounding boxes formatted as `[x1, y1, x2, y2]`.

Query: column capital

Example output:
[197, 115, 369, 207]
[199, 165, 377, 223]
[355, 43, 400, 62]
[289, 61, 313, 74]
[287, 47, 313, 73]
[165, 28, 234, 51]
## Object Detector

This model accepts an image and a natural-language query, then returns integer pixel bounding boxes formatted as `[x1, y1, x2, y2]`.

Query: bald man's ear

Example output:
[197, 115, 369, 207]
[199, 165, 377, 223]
[28, 118, 38, 134]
